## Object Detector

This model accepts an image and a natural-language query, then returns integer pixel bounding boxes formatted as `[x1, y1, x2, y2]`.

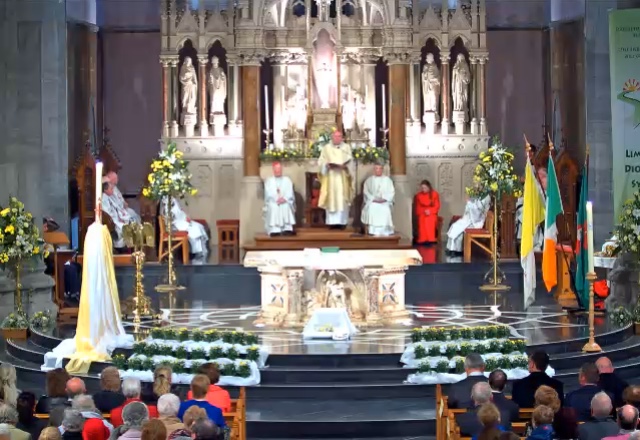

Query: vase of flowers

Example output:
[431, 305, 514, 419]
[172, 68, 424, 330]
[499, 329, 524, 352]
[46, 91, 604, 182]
[142, 143, 197, 291]
[0, 197, 46, 321]
[465, 137, 521, 292]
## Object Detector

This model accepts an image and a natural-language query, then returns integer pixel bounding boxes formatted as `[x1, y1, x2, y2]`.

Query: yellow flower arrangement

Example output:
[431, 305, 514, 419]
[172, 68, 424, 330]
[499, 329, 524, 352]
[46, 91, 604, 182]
[142, 143, 196, 201]
[466, 136, 521, 200]
[0, 197, 45, 270]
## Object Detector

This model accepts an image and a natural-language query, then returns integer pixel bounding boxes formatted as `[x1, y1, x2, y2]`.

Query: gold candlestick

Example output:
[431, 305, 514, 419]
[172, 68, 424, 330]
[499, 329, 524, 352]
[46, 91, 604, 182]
[379, 127, 389, 149]
[480, 195, 510, 292]
[582, 271, 602, 353]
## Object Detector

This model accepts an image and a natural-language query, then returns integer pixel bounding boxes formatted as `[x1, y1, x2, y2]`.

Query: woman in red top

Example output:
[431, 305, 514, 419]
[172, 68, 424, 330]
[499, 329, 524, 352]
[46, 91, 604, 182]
[186, 364, 231, 413]
[415, 180, 440, 244]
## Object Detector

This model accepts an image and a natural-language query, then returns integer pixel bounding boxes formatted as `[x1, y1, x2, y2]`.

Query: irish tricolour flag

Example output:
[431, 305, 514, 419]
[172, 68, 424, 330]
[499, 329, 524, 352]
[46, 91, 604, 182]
[542, 156, 564, 291]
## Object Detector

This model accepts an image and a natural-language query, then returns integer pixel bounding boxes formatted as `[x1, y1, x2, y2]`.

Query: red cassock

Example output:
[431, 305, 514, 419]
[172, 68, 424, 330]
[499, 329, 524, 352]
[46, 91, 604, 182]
[415, 191, 440, 243]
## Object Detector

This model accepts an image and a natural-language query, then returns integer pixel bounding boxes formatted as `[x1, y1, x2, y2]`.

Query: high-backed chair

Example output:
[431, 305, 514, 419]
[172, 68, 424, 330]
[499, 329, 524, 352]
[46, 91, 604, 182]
[463, 210, 494, 263]
[158, 215, 190, 264]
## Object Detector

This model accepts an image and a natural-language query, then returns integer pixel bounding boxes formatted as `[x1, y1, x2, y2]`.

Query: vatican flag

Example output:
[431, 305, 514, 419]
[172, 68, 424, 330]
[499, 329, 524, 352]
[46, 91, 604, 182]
[520, 161, 545, 308]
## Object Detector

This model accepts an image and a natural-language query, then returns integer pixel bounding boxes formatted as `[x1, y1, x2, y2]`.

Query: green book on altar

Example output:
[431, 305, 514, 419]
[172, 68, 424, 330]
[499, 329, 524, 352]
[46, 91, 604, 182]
[321, 247, 340, 253]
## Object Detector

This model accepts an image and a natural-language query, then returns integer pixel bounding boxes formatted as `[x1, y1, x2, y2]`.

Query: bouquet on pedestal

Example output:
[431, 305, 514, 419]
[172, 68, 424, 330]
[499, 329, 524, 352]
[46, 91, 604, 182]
[142, 143, 197, 201]
[466, 137, 521, 200]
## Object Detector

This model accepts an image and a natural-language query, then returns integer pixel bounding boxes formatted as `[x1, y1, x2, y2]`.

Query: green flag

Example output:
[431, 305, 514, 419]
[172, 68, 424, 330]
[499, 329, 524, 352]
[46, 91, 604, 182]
[575, 163, 589, 309]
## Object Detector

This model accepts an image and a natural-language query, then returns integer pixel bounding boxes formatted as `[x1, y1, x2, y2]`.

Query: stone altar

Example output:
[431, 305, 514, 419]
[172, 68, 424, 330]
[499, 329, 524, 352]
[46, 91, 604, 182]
[243, 249, 422, 327]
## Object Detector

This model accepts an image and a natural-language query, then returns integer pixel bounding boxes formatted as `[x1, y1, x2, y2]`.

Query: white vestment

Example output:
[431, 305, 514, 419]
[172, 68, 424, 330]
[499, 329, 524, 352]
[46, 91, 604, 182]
[161, 198, 208, 256]
[263, 176, 296, 234]
[318, 143, 353, 225]
[361, 175, 395, 236]
[102, 194, 132, 247]
[112, 186, 141, 223]
[446, 196, 491, 252]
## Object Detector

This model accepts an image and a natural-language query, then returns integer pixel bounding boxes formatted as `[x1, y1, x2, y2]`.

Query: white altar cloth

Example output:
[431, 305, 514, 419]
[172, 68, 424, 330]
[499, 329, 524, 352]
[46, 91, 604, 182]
[302, 308, 358, 339]
[244, 249, 422, 270]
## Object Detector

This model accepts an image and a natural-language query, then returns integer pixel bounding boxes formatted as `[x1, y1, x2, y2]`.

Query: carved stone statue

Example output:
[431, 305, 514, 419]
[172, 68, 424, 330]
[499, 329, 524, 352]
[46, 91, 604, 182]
[286, 86, 307, 132]
[451, 53, 471, 113]
[312, 29, 337, 109]
[208, 56, 227, 116]
[341, 86, 356, 132]
[355, 91, 366, 133]
[605, 253, 640, 311]
[421, 53, 441, 116]
[179, 57, 198, 122]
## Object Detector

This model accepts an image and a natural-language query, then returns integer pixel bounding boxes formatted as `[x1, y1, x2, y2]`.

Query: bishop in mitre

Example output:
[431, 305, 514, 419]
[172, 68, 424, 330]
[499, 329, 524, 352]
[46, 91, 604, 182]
[318, 131, 353, 228]
[361, 163, 395, 236]
[446, 194, 490, 253]
[263, 161, 296, 236]
[161, 197, 209, 258]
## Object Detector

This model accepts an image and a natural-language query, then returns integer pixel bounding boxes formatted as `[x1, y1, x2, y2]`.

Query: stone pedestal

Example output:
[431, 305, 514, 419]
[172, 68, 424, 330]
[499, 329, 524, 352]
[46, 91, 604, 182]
[170, 121, 179, 138]
[184, 115, 197, 137]
[162, 122, 170, 138]
[199, 120, 209, 137]
[480, 118, 487, 135]
[422, 112, 438, 135]
[311, 108, 338, 138]
[210, 113, 227, 136]
[0, 260, 57, 322]
[470, 118, 479, 135]
[441, 120, 450, 135]
[453, 111, 465, 135]
[229, 120, 243, 137]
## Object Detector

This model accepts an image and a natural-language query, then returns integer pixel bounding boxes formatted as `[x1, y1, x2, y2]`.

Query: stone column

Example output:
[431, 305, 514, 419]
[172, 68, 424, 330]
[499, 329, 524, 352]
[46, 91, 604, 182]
[170, 59, 179, 137]
[198, 57, 209, 137]
[273, 62, 287, 146]
[363, 60, 377, 145]
[478, 56, 488, 135]
[470, 57, 479, 135]
[228, 57, 242, 136]
[440, 58, 450, 135]
[239, 61, 264, 246]
[387, 62, 412, 241]
[161, 59, 170, 138]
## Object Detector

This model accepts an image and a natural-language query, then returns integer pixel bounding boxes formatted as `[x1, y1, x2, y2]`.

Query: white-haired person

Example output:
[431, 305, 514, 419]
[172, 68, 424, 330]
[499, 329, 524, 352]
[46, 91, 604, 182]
[60, 410, 84, 440]
[69, 395, 113, 440]
[0, 363, 19, 407]
[0, 404, 30, 440]
[156, 394, 185, 439]
[112, 378, 158, 428]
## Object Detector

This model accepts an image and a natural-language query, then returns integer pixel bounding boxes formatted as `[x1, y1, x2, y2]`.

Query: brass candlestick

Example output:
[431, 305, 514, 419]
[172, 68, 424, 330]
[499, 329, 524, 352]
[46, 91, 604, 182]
[156, 196, 185, 293]
[121, 222, 157, 322]
[379, 127, 389, 149]
[480, 195, 510, 292]
[263, 128, 273, 150]
[582, 272, 602, 353]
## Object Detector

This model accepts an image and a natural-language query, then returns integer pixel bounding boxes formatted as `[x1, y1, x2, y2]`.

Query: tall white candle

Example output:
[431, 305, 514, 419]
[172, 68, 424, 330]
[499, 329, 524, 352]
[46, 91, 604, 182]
[409, 64, 415, 120]
[264, 85, 270, 131]
[95, 161, 103, 220]
[233, 65, 239, 120]
[381, 84, 387, 129]
[586, 201, 594, 273]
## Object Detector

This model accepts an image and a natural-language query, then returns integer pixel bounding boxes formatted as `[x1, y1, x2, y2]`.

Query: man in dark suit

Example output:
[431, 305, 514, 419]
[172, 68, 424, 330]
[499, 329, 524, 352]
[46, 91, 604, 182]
[597, 356, 629, 409]
[576, 391, 618, 440]
[511, 350, 564, 408]
[566, 362, 611, 421]
[456, 382, 514, 437]
[447, 353, 487, 409]
[489, 369, 519, 422]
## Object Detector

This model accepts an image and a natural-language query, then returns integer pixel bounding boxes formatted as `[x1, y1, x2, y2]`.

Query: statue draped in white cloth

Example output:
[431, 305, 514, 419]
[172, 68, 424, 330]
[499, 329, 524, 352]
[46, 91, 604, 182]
[361, 164, 395, 237]
[446, 195, 490, 253]
[161, 197, 209, 258]
[263, 162, 296, 236]
[318, 131, 353, 227]
[105, 171, 141, 223]
[451, 54, 471, 113]
[208, 56, 227, 116]
[422, 53, 441, 115]
[102, 181, 134, 248]
[180, 57, 198, 122]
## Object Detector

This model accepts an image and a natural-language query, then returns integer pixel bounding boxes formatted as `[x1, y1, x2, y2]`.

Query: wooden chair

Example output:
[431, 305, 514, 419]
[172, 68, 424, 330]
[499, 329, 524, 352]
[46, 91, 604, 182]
[158, 215, 190, 264]
[463, 210, 494, 263]
[216, 219, 240, 263]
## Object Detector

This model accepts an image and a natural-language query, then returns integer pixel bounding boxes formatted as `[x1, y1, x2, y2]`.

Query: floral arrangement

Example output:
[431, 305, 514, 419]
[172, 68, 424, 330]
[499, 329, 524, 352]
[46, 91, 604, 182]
[316, 324, 334, 333]
[0, 197, 46, 268]
[132, 341, 261, 362]
[613, 190, 640, 259]
[112, 356, 252, 378]
[141, 143, 197, 201]
[352, 145, 389, 164]
[149, 328, 259, 345]
[1, 312, 29, 329]
[29, 311, 53, 331]
[259, 148, 308, 163]
[411, 325, 511, 343]
[413, 339, 527, 359]
[417, 354, 529, 374]
[466, 137, 522, 200]
[308, 129, 333, 158]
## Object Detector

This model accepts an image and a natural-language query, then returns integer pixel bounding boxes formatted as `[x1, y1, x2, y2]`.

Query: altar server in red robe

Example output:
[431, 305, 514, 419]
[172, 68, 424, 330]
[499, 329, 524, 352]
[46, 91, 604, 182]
[415, 180, 440, 244]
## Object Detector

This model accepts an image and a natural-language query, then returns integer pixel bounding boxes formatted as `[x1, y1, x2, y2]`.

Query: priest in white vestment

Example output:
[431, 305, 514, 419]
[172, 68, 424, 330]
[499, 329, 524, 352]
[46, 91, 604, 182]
[318, 131, 353, 228]
[106, 171, 141, 223]
[161, 197, 209, 258]
[446, 195, 490, 253]
[361, 164, 395, 236]
[263, 162, 296, 236]
[102, 181, 133, 248]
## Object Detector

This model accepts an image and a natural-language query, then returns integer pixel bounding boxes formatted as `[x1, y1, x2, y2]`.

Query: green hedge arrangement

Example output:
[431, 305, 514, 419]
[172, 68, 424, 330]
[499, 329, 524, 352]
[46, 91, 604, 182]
[411, 325, 511, 343]
[149, 328, 259, 345]
[112, 355, 252, 378]
[132, 342, 260, 362]
[413, 339, 526, 359]
[417, 355, 529, 374]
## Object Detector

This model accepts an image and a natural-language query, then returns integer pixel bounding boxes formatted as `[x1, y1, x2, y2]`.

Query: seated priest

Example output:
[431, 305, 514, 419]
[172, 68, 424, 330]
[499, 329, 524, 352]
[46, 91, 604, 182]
[361, 162, 395, 236]
[102, 181, 136, 248]
[263, 161, 296, 237]
[105, 171, 141, 223]
[161, 197, 209, 259]
[446, 193, 491, 254]
[414, 180, 440, 245]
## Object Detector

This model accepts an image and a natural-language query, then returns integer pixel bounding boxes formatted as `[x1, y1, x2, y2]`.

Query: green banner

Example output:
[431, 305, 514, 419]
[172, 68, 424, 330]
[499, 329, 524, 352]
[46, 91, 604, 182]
[610, 9, 640, 220]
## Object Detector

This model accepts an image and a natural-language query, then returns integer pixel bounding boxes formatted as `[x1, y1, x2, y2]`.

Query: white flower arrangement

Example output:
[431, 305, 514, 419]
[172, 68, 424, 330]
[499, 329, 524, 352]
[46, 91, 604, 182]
[613, 190, 640, 258]
[466, 137, 522, 200]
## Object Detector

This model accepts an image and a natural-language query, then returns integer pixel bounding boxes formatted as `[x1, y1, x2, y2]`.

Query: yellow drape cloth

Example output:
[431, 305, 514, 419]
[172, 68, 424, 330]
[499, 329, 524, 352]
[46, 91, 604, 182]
[65, 223, 125, 374]
[318, 143, 353, 213]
